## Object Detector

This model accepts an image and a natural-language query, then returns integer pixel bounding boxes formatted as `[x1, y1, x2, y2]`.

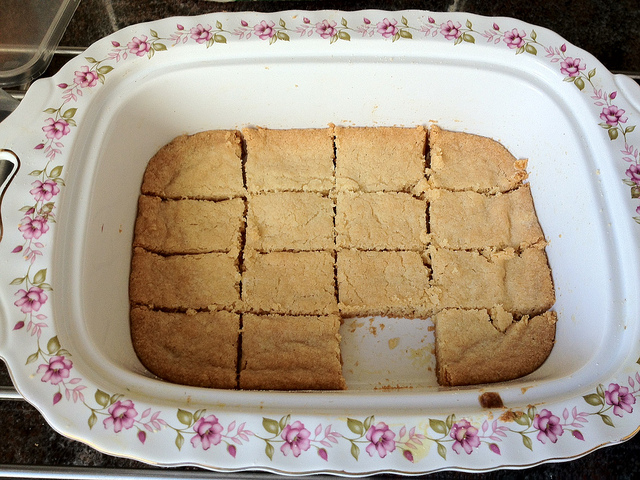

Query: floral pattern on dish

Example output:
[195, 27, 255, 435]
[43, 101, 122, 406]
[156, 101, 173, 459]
[3, 11, 639, 474]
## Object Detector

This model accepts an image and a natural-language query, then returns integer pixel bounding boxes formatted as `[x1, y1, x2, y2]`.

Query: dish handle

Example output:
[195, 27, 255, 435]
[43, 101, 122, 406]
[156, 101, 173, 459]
[0, 149, 20, 243]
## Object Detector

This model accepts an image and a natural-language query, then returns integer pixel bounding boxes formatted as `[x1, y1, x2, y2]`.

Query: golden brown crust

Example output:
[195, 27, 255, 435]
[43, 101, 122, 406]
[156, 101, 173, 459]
[131, 307, 240, 389]
[141, 130, 244, 200]
[434, 309, 557, 386]
[335, 126, 427, 192]
[133, 196, 245, 254]
[129, 247, 240, 310]
[428, 125, 528, 193]
[239, 314, 345, 390]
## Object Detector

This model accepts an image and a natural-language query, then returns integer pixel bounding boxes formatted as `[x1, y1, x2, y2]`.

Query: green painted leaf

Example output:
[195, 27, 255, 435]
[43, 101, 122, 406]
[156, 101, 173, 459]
[49, 165, 63, 178]
[516, 45, 525, 55]
[514, 414, 530, 426]
[445, 414, 456, 429]
[26, 352, 39, 365]
[33, 268, 47, 284]
[85, 57, 97, 63]
[38, 283, 53, 291]
[574, 77, 585, 90]
[350, 442, 360, 460]
[363, 415, 374, 431]
[10, 277, 25, 286]
[636, 356, 640, 365]
[153, 43, 167, 52]
[216, 21, 223, 30]
[150, 29, 158, 38]
[95, 389, 110, 407]
[194, 409, 206, 421]
[277, 31, 290, 41]
[530, 30, 537, 41]
[62, 108, 77, 119]
[631, 186, 640, 199]
[437, 442, 447, 460]
[588, 68, 597, 79]
[341, 18, 348, 27]
[466, 19, 473, 29]
[279, 414, 291, 430]
[525, 44, 537, 55]
[608, 128, 619, 140]
[400, 30, 413, 39]
[214, 34, 227, 44]
[177, 408, 193, 426]
[596, 384, 605, 397]
[110, 393, 124, 404]
[88, 412, 97, 429]
[623, 179, 637, 187]
[148, 48, 155, 59]
[46, 336, 60, 355]
[625, 125, 636, 133]
[454, 36, 463, 46]
[402, 16, 409, 26]
[66, 118, 77, 127]
[44, 108, 58, 114]
[279, 19, 286, 28]
[522, 434, 533, 451]
[527, 406, 538, 420]
[175, 432, 184, 450]
[265, 442, 275, 460]
[462, 33, 475, 44]
[429, 418, 447, 435]
[583, 393, 604, 406]
[347, 418, 364, 436]
[601, 414, 615, 427]
[263, 417, 280, 435]
[29, 169, 43, 176]
[97, 66, 114, 74]
[338, 31, 351, 41]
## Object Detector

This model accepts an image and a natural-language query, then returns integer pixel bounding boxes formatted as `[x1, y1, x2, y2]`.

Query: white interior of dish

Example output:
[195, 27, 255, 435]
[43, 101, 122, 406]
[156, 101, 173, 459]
[51, 38, 638, 414]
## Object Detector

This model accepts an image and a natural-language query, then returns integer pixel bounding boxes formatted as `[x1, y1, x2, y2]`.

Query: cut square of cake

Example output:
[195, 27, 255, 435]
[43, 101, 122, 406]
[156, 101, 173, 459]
[141, 130, 244, 200]
[242, 250, 338, 315]
[335, 126, 427, 192]
[239, 314, 345, 390]
[434, 308, 557, 386]
[133, 196, 245, 254]
[130, 307, 240, 389]
[129, 248, 240, 310]
[337, 250, 438, 318]
[429, 246, 555, 316]
[428, 184, 545, 250]
[335, 192, 428, 251]
[246, 192, 334, 251]
[428, 125, 528, 193]
[244, 127, 335, 194]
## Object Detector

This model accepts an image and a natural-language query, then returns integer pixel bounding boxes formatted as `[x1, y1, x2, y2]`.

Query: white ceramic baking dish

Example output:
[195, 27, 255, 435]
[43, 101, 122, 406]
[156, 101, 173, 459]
[1, 10, 639, 475]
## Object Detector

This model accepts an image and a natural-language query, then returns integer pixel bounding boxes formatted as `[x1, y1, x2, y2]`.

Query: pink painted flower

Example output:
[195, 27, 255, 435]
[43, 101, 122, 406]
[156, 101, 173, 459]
[533, 409, 564, 444]
[377, 18, 399, 38]
[600, 105, 628, 126]
[254, 20, 276, 40]
[104, 400, 138, 433]
[365, 422, 396, 458]
[128, 35, 151, 57]
[450, 419, 480, 454]
[316, 20, 337, 39]
[403, 450, 414, 462]
[37, 355, 72, 385]
[19, 215, 49, 240]
[280, 421, 311, 457]
[440, 20, 462, 41]
[14, 286, 48, 313]
[190, 24, 213, 44]
[503, 28, 526, 49]
[605, 383, 636, 417]
[73, 66, 99, 88]
[30, 179, 60, 202]
[42, 118, 70, 140]
[191, 415, 224, 450]
[560, 57, 586, 77]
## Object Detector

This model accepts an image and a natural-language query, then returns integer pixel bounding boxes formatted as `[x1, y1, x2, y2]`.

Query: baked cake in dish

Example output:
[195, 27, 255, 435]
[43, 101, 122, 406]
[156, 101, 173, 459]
[129, 126, 556, 390]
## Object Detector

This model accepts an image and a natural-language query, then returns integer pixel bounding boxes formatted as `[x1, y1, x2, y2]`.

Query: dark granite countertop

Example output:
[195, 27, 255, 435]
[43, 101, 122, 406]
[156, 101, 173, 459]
[1, 1, 639, 478]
